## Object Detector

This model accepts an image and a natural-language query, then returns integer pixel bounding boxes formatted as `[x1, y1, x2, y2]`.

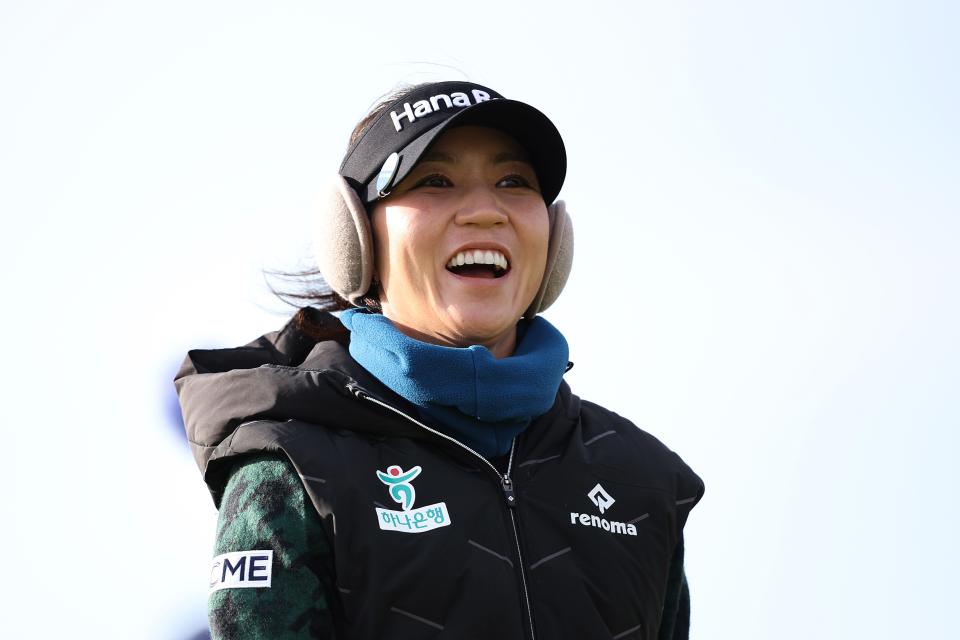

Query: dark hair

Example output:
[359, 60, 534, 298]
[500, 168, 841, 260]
[266, 83, 433, 340]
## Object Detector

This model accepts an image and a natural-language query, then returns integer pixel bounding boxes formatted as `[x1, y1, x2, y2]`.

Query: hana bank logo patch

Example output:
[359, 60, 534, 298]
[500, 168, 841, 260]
[376, 464, 421, 510]
[375, 464, 451, 534]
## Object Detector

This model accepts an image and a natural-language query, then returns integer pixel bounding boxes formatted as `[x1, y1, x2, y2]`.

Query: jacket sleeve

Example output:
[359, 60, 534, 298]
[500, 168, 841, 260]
[657, 536, 691, 640]
[208, 454, 336, 639]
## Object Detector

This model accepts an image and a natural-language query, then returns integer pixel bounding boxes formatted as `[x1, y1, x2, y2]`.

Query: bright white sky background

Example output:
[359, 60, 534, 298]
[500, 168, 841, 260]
[1, 1, 957, 638]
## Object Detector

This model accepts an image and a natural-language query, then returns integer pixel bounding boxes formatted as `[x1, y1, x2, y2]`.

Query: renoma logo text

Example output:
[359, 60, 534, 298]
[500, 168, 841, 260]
[571, 483, 638, 536]
[375, 464, 452, 534]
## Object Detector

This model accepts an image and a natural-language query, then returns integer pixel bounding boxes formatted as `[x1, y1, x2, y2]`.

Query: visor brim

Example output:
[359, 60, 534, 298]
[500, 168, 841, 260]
[363, 99, 566, 206]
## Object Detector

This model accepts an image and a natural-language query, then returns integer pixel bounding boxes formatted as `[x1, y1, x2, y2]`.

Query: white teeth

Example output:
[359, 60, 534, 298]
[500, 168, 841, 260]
[446, 249, 509, 271]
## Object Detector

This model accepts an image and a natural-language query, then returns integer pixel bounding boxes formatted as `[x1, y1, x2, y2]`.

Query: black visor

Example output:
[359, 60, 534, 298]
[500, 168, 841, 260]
[339, 81, 567, 206]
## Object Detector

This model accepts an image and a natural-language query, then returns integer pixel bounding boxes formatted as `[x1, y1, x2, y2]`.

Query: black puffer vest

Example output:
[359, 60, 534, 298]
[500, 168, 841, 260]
[176, 310, 704, 640]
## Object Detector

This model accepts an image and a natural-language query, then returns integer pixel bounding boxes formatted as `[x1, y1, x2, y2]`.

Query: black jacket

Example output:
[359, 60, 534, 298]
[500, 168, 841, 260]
[176, 310, 704, 640]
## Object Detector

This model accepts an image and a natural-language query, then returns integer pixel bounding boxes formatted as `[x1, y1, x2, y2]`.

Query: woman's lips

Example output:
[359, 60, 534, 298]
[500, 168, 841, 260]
[445, 247, 512, 280]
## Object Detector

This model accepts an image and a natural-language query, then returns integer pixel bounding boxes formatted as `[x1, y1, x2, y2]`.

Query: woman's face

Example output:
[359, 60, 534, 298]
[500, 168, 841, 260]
[370, 125, 550, 358]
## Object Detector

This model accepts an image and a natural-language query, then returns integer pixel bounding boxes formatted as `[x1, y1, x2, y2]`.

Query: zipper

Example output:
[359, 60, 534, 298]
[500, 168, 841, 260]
[505, 440, 536, 640]
[349, 383, 537, 640]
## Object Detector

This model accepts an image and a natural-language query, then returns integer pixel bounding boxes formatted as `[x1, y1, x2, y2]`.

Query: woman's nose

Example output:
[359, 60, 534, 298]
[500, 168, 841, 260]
[454, 186, 508, 227]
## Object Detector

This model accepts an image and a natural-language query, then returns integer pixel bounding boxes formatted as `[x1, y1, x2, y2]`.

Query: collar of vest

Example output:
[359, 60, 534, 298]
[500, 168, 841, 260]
[174, 308, 579, 479]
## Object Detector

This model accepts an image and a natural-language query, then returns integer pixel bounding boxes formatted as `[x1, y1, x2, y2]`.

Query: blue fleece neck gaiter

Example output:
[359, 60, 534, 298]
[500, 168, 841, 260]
[340, 308, 569, 458]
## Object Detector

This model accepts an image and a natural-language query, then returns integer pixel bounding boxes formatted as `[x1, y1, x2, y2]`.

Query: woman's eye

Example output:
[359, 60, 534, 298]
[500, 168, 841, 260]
[497, 174, 535, 189]
[416, 174, 452, 188]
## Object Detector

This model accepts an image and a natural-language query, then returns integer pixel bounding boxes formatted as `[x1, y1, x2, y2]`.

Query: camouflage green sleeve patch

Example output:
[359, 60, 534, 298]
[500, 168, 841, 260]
[209, 453, 335, 639]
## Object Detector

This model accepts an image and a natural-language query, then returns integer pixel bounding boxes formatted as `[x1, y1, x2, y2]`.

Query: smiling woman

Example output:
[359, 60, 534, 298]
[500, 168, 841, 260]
[371, 126, 550, 358]
[175, 81, 704, 640]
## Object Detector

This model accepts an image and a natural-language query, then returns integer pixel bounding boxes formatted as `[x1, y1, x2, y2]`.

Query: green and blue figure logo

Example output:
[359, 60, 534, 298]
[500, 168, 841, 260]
[376, 464, 422, 511]
[374, 464, 452, 534]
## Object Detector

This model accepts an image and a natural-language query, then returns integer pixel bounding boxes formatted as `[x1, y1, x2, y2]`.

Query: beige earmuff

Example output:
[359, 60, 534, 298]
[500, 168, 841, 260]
[314, 175, 573, 316]
[524, 199, 573, 318]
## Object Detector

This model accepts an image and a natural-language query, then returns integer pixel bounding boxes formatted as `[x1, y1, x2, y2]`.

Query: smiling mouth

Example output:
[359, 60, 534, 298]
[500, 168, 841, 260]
[446, 249, 510, 279]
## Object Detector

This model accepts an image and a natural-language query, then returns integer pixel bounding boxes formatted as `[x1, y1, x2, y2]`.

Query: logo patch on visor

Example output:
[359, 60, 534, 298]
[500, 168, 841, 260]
[389, 89, 492, 131]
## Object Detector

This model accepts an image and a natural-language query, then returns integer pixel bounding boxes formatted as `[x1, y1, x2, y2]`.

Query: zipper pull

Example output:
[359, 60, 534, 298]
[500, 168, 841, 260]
[346, 383, 368, 400]
[501, 476, 517, 508]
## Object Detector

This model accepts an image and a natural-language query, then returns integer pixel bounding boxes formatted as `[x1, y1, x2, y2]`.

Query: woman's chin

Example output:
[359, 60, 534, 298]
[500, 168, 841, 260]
[441, 305, 519, 349]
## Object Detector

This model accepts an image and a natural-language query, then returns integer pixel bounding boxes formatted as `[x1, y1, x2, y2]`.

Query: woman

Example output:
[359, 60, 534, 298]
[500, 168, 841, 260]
[176, 81, 704, 639]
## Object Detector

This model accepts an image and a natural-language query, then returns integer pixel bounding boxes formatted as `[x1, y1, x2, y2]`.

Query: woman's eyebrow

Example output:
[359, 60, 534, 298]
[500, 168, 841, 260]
[419, 150, 532, 165]
[421, 151, 456, 163]
[492, 151, 532, 165]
